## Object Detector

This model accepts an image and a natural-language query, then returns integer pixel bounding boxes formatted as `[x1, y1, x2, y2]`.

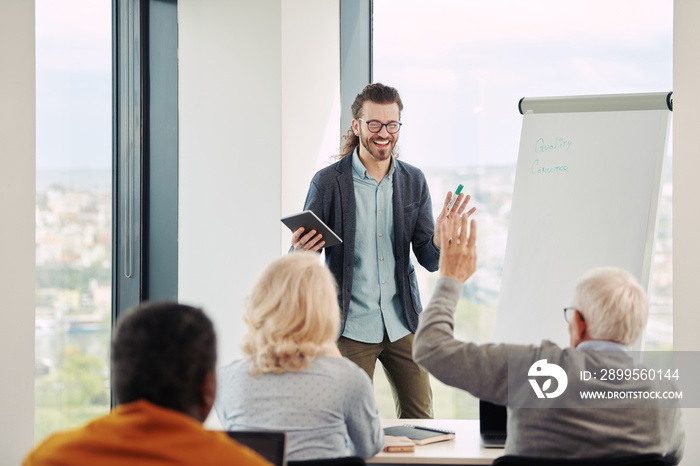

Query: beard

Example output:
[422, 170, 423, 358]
[358, 127, 396, 162]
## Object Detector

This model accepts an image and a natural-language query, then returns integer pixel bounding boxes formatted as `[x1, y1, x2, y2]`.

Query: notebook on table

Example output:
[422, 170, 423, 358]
[479, 400, 507, 448]
[383, 424, 455, 446]
[226, 430, 287, 466]
[383, 435, 416, 452]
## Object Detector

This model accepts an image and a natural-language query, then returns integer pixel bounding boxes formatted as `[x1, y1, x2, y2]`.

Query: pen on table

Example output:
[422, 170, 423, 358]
[411, 425, 455, 434]
[445, 184, 464, 214]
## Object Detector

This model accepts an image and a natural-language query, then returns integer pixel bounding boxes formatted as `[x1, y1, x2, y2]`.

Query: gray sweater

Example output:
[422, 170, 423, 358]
[413, 277, 684, 464]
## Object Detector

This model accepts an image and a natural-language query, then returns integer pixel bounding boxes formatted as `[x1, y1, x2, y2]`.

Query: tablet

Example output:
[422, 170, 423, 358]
[281, 210, 342, 249]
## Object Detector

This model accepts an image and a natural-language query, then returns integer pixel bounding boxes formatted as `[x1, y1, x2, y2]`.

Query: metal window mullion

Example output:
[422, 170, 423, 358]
[114, 0, 142, 322]
[340, 0, 373, 133]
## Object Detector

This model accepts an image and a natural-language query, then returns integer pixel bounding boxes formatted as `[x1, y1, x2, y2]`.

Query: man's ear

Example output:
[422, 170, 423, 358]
[571, 310, 588, 347]
[351, 118, 360, 136]
[198, 370, 217, 423]
[576, 310, 587, 337]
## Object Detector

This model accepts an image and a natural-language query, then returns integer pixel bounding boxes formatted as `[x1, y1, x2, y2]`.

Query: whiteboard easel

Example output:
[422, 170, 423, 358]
[494, 92, 672, 349]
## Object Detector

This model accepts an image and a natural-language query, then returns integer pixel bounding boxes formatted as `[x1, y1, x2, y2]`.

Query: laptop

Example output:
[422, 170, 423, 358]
[479, 400, 507, 448]
[227, 430, 287, 466]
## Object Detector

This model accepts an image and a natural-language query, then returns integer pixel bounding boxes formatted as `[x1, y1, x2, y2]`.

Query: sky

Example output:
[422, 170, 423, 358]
[34, 0, 672, 170]
[373, 0, 673, 167]
[35, 0, 111, 170]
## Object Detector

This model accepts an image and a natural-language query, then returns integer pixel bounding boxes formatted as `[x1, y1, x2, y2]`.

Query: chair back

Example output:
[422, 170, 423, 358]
[493, 453, 665, 466]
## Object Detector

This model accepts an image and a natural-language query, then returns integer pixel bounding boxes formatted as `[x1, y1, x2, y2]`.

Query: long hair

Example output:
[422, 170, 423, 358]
[242, 252, 341, 374]
[337, 82, 404, 159]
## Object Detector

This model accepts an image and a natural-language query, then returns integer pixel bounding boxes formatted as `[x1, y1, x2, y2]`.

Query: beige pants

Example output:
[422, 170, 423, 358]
[338, 332, 433, 419]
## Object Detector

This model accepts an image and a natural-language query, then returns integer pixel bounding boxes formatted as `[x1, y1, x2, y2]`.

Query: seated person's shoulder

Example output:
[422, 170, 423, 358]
[218, 359, 249, 378]
[317, 353, 360, 370]
[23, 427, 88, 465]
[24, 412, 271, 466]
[487, 340, 565, 360]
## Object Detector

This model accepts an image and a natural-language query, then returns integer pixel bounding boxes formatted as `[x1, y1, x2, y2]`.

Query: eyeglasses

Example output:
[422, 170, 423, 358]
[563, 307, 584, 323]
[358, 118, 402, 134]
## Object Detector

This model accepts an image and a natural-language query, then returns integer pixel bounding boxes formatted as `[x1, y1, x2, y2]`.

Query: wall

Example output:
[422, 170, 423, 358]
[673, 1, 700, 464]
[0, 0, 36, 463]
[178, 0, 339, 373]
[178, 0, 282, 370]
[280, 0, 341, 252]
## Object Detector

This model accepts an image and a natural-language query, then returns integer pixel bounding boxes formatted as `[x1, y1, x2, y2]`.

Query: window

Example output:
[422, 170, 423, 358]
[372, 0, 672, 418]
[35, 0, 113, 442]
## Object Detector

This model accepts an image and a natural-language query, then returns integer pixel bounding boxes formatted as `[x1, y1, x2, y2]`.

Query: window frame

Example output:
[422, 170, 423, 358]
[112, 0, 179, 402]
[340, 0, 373, 132]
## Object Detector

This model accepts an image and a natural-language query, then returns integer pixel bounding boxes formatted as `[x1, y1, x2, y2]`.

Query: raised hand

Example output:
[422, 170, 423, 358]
[433, 191, 476, 247]
[438, 214, 477, 284]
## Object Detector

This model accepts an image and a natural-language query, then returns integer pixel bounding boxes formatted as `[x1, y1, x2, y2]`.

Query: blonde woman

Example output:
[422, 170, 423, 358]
[215, 252, 384, 461]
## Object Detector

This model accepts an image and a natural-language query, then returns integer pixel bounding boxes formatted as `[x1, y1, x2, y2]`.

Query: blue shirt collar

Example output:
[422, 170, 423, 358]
[351, 148, 395, 181]
[576, 340, 630, 355]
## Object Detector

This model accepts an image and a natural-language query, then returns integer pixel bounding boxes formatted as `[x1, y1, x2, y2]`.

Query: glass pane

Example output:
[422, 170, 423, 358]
[35, 0, 112, 443]
[373, 0, 672, 418]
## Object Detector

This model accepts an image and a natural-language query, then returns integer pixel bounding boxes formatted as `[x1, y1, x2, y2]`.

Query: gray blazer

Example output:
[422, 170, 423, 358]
[302, 154, 440, 335]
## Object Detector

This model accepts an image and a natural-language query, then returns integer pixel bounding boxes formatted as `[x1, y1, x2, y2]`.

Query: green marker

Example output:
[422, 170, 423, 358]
[446, 184, 464, 213]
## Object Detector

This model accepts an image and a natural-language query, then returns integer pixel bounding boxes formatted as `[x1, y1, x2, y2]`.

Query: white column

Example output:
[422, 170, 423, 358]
[178, 0, 340, 369]
[673, 1, 700, 464]
[0, 0, 36, 462]
[280, 0, 341, 253]
[178, 0, 283, 367]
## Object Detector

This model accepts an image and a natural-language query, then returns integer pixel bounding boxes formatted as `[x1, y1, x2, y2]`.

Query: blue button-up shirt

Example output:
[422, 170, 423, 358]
[577, 340, 630, 355]
[342, 150, 411, 344]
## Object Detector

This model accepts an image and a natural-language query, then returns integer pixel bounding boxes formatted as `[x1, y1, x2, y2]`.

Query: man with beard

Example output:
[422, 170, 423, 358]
[291, 83, 474, 418]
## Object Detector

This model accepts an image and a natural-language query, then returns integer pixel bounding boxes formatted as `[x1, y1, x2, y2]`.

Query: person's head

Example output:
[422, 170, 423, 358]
[568, 267, 648, 348]
[112, 302, 217, 422]
[242, 252, 341, 374]
[338, 82, 404, 161]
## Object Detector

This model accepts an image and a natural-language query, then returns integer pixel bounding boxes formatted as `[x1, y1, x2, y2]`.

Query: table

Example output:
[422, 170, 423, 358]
[367, 419, 503, 465]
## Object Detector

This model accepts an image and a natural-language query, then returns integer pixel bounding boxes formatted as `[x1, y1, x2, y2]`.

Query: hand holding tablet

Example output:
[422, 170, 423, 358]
[282, 210, 343, 251]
